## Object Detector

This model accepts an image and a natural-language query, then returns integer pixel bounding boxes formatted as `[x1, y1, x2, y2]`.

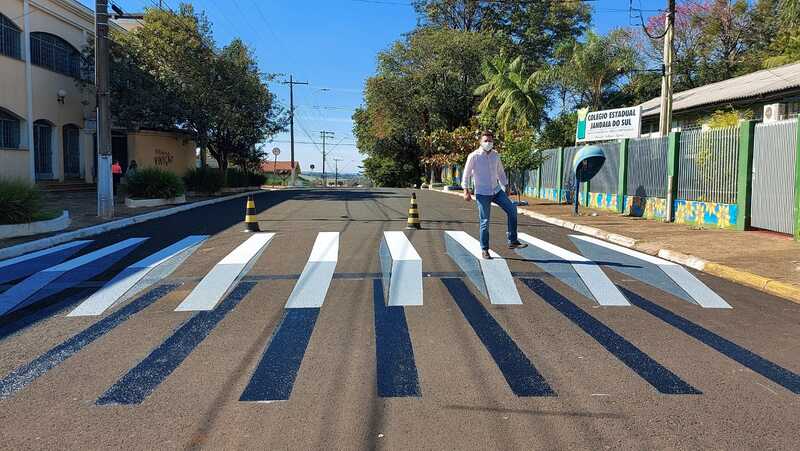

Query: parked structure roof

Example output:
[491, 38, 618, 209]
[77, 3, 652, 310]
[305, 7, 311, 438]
[640, 62, 800, 117]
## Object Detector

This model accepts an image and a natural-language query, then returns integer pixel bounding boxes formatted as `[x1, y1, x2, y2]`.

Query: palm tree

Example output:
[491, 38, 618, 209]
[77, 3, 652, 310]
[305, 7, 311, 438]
[474, 53, 546, 135]
[531, 30, 637, 111]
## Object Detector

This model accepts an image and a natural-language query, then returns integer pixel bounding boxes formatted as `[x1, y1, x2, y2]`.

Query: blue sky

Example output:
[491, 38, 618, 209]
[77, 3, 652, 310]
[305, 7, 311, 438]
[81, 0, 667, 173]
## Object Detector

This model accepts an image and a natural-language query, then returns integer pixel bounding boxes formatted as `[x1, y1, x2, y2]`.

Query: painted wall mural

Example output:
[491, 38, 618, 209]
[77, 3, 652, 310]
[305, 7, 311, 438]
[674, 200, 738, 229]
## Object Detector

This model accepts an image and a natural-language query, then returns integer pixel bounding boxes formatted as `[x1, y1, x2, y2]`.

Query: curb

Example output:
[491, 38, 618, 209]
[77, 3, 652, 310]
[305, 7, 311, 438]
[430, 188, 800, 305]
[0, 189, 270, 261]
[0, 210, 71, 239]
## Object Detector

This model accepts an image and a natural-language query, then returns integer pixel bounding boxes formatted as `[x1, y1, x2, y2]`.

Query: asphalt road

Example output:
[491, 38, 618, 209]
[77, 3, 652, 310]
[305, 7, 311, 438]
[0, 188, 798, 450]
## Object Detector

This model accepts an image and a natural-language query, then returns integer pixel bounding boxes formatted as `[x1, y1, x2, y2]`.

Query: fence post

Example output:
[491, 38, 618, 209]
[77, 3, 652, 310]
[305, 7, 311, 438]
[556, 147, 565, 203]
[735, 120, 757, 231]
[536, 161, 543, 198]
[666, 131, 680, 222]
[582, 181, 590, 207]
[617, 138, 629, 213]
[794, 119, 800, 240]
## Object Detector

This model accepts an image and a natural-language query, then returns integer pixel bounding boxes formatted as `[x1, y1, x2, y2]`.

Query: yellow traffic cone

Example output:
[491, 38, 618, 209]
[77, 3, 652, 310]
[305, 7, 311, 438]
[406, 192, 421, 229]
[244, 195, 260, 232]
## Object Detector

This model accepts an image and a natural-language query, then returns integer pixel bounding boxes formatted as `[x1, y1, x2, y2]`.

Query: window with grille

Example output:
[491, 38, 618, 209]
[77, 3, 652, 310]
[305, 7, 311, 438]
[0, 14, 21, 59]
[30, 32, 81, 78]
[0, 110, 20, 149]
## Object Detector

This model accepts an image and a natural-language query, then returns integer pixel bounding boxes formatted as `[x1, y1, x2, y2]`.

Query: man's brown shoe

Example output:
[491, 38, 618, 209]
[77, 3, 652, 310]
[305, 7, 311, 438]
[481, 250, 492, 259]
[508, 241, 528, 249]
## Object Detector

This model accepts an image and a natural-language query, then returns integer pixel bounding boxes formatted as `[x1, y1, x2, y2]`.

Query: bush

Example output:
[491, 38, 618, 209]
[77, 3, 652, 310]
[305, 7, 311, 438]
[0, 179, 48, 224]
[127, 167, 185, 199]
[248, 172, 266, 186]
[225, 168, 267, 188]
[225, 168, 250, 188]
[184, 167, 224, 194]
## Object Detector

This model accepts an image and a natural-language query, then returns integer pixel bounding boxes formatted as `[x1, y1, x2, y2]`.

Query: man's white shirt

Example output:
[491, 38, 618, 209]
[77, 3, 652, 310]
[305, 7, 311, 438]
[461, 148, 508, 196]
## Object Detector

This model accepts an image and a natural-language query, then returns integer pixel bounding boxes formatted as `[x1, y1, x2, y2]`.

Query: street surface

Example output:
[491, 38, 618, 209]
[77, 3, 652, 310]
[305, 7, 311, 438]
[0, 188, 798, 450]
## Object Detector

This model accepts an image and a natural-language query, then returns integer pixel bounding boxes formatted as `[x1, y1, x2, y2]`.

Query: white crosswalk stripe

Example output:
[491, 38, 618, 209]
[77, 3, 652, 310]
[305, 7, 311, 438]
[570, 235, 732, 309]
[285, 232, 339, 308]
[68, 236, 208, 317]
[0, 238, 147, 316]
[517, 233, 630, 306]
[380, 231, 423, 306]
[175, 233, 275, 312]
[444, 231, 523, 305]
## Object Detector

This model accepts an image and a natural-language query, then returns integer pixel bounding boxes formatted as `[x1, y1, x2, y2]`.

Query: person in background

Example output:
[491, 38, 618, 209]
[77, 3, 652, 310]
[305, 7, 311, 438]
[462, 130, 528, 259]
[126, 160, 138, 178]
[111, 160, 122, 196]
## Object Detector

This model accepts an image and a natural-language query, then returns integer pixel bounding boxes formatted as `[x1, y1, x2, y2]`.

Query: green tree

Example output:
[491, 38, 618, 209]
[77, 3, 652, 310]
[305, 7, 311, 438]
[497, 131, 544, 195]
[535, 112, 578, 150]
[538, 29, 638, 111]
[413, 0, 590, 67]
[206, 39, 285, 175]
[354, 28, 498, 187]
[123, 5, 218, 154]
[474, 53, 547, 135]
[79, 5, 284, 174]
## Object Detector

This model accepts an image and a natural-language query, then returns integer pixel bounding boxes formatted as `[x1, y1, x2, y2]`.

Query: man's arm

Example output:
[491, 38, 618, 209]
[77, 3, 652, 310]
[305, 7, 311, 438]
[462, 153, 474, 200]
[496, 154, 508, 190]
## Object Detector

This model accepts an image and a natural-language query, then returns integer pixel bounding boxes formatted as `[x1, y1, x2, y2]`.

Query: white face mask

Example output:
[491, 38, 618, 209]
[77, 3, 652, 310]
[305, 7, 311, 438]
[480, 141, 493, 152]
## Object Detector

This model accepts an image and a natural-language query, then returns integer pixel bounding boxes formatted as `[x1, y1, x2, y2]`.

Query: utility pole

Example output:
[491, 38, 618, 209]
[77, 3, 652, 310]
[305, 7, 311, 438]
[333, 157, 343, 187]
[658, 0, 675, 136]
[282, 75, 308, 186]
[320, 130, 334, 187]
[95, 0, 113, 218]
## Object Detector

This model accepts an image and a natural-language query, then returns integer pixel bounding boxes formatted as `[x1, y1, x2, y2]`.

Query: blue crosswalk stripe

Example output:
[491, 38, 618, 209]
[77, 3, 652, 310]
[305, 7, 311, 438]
[0, 284, 179, 400]
[96, 282, 255, 405]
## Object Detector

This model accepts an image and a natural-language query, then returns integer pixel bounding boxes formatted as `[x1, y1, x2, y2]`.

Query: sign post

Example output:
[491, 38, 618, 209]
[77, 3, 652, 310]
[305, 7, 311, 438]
[576, 106, 642, 143]
[271, 147, 281, 181]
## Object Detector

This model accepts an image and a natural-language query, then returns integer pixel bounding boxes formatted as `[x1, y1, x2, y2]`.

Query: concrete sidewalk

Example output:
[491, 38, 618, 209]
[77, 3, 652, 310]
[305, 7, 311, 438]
[435, 189, 800, 304]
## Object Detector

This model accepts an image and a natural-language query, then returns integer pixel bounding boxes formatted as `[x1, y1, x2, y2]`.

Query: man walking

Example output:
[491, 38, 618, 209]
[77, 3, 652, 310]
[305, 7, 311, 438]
[462, 131, 527, 259]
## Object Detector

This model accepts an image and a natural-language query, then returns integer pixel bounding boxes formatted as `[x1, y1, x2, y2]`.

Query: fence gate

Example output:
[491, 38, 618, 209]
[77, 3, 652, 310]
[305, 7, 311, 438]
[751, 119, 797, 234]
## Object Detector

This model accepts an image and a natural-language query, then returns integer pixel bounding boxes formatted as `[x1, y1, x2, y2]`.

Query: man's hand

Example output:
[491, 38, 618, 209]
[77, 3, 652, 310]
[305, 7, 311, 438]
[463, 190, 472, 201]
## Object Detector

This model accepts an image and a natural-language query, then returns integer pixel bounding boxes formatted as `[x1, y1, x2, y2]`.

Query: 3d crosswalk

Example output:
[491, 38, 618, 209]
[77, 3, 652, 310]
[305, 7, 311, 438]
[175, 233, 274, 311]
[68, 236, 208, 317]
[4, 228, 796, 406]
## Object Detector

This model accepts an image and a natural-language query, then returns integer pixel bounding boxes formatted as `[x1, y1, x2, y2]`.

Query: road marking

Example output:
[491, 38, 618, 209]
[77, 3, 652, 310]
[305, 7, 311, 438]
[523, 279, 701, 395]
[240, 308, 320, 402]
[373, 279, 420, 397]
[380, 231, 422, 306]
[441, 278, 555, 396]
[0, 240, 92, 285]
[570, 235, 731, 309]
[444, 231, 522, 305]
[0, 238, 147, 317]
[516, 233, 629, 306]
[0, 284, 178, 400]
[175, 233, 274, 311]
[284, 232, 339, 309]
[621, 286, 800, 394]
[97, 282, 255, 405]
[68, 236, 207, 317]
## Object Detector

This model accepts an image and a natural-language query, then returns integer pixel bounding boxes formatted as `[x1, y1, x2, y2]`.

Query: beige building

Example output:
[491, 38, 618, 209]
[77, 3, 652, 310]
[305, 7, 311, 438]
[0, 0, 195, 185]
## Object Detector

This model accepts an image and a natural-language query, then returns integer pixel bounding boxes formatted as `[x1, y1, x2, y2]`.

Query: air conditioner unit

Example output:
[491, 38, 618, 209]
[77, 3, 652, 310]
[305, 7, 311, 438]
[763, 103, 787, 123]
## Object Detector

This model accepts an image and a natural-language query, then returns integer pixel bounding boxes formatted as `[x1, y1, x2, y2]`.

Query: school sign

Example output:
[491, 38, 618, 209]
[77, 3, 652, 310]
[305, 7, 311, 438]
[576, 106, 641, 142]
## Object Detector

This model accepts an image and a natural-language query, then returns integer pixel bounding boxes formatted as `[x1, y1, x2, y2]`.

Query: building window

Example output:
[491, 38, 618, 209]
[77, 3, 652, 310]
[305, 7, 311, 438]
[30, 32, 81, 78]
[0, 14, 21, 59]
[0, 110, 20, 149]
